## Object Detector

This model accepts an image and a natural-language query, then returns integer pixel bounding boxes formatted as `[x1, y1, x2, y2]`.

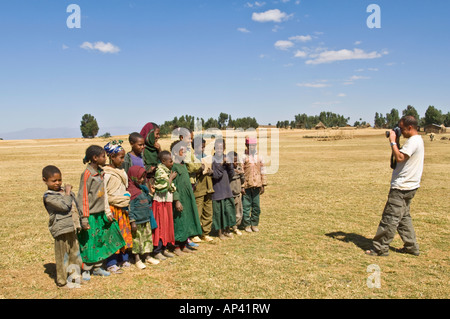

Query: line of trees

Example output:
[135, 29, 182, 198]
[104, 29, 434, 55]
[276, 105, 449, 130]
[159, 113, 259, 136]
[375, 105, 450, 129]
[277, 111, 350, 129]
[80, 105, 449, 139]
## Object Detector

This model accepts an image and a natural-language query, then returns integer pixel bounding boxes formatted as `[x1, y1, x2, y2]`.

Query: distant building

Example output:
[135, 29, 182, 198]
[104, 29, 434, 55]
[315, 121, 327, 130]
[424, 124, 446, 134]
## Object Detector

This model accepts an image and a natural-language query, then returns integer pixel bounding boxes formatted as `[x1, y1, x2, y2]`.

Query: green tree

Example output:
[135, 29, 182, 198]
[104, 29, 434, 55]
[80, 114, 99, 138]
[374, 112, 386, 128]
[402, 105, 420, 122]
[218, 112, 229, 129]
[424, 105, 443, 125]
[204, 117, 219, 129]
[385, 108, 400, 129]
[444, 112, 450, 127]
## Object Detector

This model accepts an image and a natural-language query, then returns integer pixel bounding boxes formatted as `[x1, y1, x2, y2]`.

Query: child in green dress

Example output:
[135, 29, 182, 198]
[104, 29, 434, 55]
[77, 145, 126, 277]
[170, 140, 203, 255]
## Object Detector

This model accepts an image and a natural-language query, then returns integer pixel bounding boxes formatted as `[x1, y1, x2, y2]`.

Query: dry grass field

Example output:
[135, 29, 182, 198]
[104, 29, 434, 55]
[0, 128, 449, 299]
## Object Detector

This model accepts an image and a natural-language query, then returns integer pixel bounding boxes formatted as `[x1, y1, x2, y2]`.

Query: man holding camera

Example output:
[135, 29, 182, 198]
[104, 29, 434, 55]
[366, 115, 424, 257]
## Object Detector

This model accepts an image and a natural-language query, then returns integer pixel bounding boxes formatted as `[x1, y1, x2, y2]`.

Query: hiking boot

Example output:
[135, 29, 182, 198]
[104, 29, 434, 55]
[396, 247, 420, 256]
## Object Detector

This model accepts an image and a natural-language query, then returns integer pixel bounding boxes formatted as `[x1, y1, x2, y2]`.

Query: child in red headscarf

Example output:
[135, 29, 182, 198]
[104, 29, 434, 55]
[127, 166, 159, 269]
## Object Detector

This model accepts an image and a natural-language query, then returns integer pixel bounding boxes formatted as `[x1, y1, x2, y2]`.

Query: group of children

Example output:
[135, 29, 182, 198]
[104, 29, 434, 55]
[42, 122, 267, 288]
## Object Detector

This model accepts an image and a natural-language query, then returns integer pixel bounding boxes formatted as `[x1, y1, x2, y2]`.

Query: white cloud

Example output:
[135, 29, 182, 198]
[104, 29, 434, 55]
[305, 48, 386, 65]
[252, 9, 292, 23]
[294, 50, 308, 58]
[350, 75, 370, 80]
[245, 1, 265, 8]
[274, 40, 294, 50]
[354, 41, 362, 45]
[80, 41, 120, 54]
[296, 80, 330, 88]
[272, 25, 283, 32]
[289, 35, 312, 42]
[337, 93, 346, 97]
[62, 44, 69, 50]
[80, 42, 94, 50]
[237, 27, 251, 33]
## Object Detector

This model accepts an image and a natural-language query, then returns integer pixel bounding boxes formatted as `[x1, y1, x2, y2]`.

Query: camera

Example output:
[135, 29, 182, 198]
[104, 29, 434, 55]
[386, 126, 401, 170]
[385, 127, 401, 138]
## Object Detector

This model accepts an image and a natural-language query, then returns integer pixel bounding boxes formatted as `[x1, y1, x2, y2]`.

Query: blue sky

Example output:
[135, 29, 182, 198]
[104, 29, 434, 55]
[0, 0, 449, 137]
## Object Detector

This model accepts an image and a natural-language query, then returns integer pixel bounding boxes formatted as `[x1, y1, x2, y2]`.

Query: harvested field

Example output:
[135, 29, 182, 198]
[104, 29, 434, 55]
[0, 128, 448, 299]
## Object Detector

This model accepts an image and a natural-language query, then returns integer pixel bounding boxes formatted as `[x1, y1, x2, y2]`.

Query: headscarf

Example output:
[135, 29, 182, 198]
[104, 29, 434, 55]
[104, 140, 124, 156]
[139, 122, 159, 169]
[127, 165, 146, 200]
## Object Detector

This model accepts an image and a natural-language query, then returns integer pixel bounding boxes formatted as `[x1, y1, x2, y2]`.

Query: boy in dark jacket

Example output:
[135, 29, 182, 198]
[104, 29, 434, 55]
[42, 165, 82, 288]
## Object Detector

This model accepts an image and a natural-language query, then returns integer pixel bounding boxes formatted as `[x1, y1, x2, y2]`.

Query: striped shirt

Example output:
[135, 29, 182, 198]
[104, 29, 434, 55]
[77, 165, 107, 217]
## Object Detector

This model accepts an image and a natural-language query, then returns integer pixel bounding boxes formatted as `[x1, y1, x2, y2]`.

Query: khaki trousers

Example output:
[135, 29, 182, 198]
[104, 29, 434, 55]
[54, 231, 82, 287]
[195, 193, 213, 236]
[372, 188, 419, 255]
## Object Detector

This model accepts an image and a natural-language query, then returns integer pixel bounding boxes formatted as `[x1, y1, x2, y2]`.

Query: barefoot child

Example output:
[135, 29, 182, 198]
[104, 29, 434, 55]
[127, 166, 159, 269]
[42, 165, 83, 288]
[151, 150, 179, 260]
[77, 145, 126, 277]
[103, 140, 133, 274]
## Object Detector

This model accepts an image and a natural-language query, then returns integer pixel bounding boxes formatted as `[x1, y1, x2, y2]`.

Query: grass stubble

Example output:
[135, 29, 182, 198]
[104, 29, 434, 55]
[0, 129, 448, 299]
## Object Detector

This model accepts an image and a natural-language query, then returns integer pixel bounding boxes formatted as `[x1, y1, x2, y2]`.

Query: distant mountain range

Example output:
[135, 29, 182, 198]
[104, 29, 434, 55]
[0, 126, 139, 140]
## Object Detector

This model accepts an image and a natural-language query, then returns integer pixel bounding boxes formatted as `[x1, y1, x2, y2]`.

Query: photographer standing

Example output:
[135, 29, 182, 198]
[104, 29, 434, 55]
[366, 116, 424, 257]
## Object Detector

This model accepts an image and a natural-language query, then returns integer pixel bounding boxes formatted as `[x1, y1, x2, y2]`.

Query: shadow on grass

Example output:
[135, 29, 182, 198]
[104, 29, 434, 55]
[44, 263, 56, 281]
[325, 231, 373, 251]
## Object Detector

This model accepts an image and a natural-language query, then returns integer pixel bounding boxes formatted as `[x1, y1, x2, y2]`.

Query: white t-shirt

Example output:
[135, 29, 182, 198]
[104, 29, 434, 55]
[390, 135, 424, 190]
